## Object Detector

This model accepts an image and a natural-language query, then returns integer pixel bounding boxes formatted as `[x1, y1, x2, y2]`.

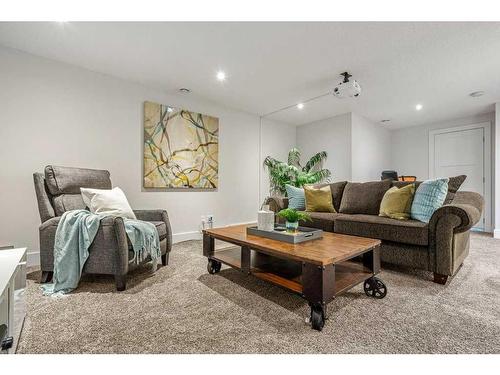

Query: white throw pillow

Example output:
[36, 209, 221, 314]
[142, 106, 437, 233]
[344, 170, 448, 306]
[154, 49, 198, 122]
[80, 187, 136, 219]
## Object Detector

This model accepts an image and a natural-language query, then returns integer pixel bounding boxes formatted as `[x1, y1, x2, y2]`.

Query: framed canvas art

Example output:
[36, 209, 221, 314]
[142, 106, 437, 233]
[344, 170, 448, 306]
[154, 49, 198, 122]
[143, 101, 219, 189]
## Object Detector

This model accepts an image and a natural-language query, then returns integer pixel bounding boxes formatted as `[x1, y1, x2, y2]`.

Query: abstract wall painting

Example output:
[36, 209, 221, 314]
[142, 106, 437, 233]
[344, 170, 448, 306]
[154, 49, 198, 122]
[143, 101, 219, 189]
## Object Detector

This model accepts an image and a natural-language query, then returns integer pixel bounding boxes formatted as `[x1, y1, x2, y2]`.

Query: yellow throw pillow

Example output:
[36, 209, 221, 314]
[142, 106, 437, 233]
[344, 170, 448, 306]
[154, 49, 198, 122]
[304, 185, 336, 213]
[379, 184, 415, 220]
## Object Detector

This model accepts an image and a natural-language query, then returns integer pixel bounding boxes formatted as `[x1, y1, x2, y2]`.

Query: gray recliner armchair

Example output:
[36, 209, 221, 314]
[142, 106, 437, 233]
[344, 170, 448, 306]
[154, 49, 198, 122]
[33, 165, 172, 291]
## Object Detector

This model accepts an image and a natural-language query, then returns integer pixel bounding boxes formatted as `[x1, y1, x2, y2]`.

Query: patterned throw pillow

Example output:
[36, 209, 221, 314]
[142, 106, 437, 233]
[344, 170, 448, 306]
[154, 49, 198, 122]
[410, 178, 449, 223]
[285, 184, 305, 210]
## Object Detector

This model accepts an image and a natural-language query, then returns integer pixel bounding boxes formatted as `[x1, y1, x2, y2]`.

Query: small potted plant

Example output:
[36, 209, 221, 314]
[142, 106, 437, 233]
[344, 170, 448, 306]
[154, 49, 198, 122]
[277, 208, 312, 233]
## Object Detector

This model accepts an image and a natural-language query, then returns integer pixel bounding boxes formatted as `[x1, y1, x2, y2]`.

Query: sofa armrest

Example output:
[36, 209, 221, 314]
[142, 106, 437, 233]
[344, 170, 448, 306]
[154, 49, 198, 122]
[264, 196, 289, 214]
[133, 209, 172, 253]
[428, 191, 484, 277]
[429, 192, 484, 234]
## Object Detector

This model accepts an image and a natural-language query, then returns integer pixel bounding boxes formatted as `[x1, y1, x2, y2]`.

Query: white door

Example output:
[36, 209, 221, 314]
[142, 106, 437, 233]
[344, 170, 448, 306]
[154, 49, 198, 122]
[430, 124, 489, 231]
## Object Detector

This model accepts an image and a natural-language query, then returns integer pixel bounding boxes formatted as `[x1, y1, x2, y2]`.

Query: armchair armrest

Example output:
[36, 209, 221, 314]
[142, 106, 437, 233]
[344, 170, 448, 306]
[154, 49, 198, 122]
[264, 196, 289, 214]
[133, 209, 172, 252]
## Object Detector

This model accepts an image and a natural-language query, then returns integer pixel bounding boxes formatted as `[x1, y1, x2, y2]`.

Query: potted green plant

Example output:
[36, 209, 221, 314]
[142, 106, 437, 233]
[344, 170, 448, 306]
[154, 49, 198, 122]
[277, 208, 312, 233]
[263, 148, 331, 195]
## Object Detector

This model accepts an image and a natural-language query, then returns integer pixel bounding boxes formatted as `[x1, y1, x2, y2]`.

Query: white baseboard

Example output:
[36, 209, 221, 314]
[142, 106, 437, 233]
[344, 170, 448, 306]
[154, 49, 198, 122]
[173, 231, 202, 243]
[494, 229, 500, 239]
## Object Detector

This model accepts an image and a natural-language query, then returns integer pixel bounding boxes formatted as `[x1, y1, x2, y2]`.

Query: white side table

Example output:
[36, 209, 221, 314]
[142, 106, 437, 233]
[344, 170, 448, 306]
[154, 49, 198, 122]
[0, 248, 27, 354]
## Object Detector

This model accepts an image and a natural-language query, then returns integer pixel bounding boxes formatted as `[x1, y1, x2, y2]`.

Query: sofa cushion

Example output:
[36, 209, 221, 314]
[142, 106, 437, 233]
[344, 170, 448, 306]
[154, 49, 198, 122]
[45, 165, 111, 195]
[339, 180, 392, 215]
[314, 181, 347, 212]
[300, 212, 340, 232]
[334, 214, 428, 246]
[444, 175, 467, 204]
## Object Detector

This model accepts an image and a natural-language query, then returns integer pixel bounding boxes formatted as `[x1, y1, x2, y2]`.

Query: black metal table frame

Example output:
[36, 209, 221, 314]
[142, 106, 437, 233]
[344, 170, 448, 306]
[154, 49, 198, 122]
[203, 233, 387, 331]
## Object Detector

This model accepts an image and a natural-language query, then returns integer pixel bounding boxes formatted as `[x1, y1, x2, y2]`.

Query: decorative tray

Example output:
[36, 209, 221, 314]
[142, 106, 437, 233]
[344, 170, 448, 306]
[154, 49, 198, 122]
[246, 225, 323, 244]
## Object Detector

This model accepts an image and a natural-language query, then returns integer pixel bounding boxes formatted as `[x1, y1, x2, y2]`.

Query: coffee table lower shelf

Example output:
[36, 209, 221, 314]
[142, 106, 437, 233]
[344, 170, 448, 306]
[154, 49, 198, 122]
[211, 247, 375, 296]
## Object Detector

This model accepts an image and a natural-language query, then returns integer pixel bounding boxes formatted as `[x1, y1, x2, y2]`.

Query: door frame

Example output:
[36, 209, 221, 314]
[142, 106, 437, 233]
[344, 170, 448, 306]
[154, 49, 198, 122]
[428, 122, 491, 232]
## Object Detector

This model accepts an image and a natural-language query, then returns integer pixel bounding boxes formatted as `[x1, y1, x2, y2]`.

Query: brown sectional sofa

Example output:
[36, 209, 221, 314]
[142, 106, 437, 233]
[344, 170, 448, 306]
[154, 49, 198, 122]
[265, 178, 484, 284]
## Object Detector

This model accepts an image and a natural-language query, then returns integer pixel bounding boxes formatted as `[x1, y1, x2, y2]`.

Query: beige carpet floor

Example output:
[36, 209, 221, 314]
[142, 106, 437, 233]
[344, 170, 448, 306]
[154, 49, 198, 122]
[17, 233, 500, 354]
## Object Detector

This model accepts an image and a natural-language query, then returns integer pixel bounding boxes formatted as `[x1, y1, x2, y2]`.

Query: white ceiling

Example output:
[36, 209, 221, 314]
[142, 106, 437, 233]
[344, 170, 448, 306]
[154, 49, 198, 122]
[0, 22, 499, 128]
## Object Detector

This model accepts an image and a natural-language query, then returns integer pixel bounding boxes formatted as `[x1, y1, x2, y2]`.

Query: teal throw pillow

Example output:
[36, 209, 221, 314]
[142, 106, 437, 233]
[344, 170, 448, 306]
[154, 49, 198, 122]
[410, 178, 449, 223]
[285, 184, 305, 210]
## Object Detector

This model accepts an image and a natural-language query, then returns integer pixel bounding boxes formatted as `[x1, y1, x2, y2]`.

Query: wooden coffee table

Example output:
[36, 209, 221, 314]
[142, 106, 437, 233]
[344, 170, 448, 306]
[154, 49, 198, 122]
[203, 224, 386, 331]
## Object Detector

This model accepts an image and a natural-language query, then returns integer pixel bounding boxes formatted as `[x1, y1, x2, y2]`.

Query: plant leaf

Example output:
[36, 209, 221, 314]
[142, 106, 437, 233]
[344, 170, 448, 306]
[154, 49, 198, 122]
[303, 151, 327, 172]
[287, 148, 301, 167]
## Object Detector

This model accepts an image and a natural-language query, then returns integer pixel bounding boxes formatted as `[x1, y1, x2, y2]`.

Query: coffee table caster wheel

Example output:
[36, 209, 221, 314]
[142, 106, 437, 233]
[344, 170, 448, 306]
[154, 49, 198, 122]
[207, 259, 221, 274]
[364, 276, 387, 299]
[309, 303, 325, 331]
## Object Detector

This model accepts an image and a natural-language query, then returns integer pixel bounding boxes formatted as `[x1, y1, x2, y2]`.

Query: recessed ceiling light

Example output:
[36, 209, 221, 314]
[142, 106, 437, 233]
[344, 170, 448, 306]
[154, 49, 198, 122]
[297, 103, 304, 110]
[216, 71, 226, 81]
[415, 104, 423, 111]
[469, 91, 485, 97]
[179, 88, 191, 93]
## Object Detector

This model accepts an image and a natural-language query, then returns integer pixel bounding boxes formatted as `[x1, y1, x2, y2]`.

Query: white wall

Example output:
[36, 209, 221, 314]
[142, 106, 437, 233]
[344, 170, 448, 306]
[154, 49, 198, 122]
[296, 112, 390, 182]
[260, 118, 297, 201]
[0, 46, 291, 262]
[391, 112, 495, 232]
[391, 112, 495, 180]
[296, 113, 352, 181]
[351, 113, 391, 182]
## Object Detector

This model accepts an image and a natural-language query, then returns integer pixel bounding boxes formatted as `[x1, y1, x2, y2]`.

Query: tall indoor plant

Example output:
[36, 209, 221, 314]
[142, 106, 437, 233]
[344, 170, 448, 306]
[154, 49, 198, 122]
[263, 148, 331, 195]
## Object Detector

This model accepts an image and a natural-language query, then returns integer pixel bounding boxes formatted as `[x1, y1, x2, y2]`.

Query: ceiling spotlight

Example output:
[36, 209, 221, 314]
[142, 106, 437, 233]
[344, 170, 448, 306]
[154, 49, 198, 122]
[179, 88, 191, 93]
[297, 103, 304, 110]
[216, 71, 226, 81]
[415, 104, 423, 111]
[469, 91, 485, 98]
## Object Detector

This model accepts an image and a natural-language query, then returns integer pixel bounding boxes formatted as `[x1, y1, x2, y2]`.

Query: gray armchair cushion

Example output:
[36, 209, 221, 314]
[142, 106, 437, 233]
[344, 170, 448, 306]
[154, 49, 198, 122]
[52, 195, 87, 216]
[339, 180, 392, 215]
[334, 214, 429, 246]
[151, 221, 167, 240]
[33, 173, 55, 222]
[44, 165, 111, 195]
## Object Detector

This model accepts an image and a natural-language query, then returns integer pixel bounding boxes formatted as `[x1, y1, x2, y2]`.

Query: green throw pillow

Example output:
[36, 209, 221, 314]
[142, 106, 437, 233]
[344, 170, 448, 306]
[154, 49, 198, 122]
[379, 184, 415, 220]
[304, 185, 336, 213]
[285, 184, 305, 210]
